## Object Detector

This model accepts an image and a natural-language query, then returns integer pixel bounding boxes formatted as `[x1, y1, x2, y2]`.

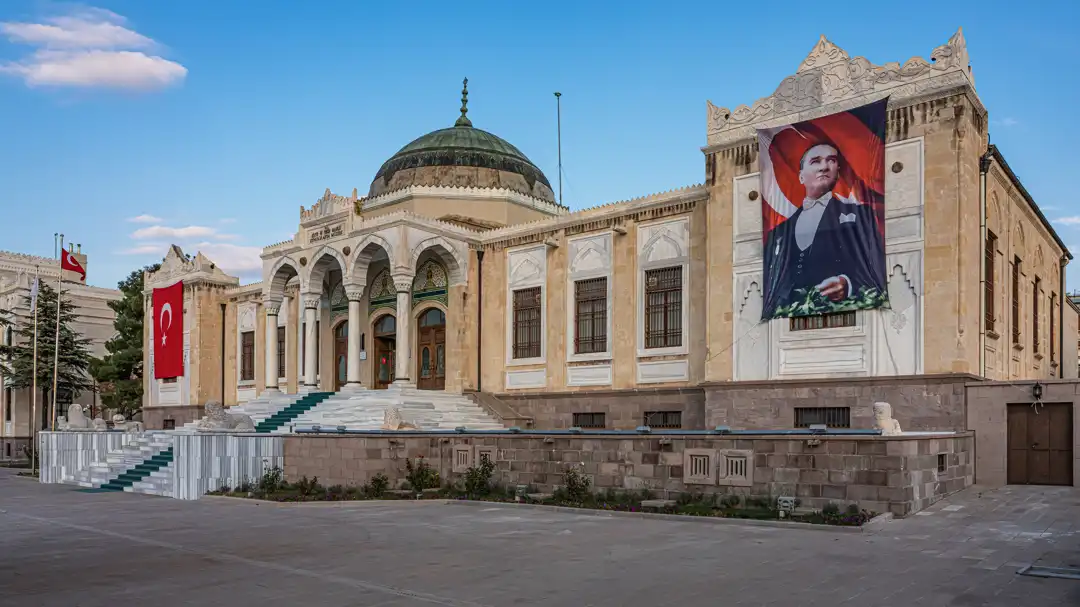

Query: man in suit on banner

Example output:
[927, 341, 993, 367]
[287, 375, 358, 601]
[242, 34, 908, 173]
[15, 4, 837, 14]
[763, 140, 886, 317]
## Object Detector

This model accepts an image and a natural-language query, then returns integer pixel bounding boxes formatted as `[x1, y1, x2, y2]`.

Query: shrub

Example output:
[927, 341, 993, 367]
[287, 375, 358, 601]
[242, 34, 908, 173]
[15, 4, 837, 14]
[463, 457, 495, 497]
[563, 465, 592, 502]
[368, 473, 389, 498]
[846, 503, 860, 516]
[822, 502, 841, 516]
[258, 465, 284, 494]
[404, 457, 440, 492]
[720, 494, 742, 509]
[295, 476, 322, 497]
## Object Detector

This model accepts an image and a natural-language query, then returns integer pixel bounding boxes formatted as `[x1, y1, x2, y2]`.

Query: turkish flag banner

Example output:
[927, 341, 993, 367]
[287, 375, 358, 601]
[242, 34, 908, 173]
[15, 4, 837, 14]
[153, 282, 184, 379]
[60, 249, 86, 283]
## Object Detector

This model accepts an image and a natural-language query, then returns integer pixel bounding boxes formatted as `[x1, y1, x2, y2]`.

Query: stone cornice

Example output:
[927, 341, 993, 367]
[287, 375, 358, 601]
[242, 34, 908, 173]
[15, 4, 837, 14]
[143, 246, 240, 294]
[704, 28, 981, 150]
[478, 184, 708, 250]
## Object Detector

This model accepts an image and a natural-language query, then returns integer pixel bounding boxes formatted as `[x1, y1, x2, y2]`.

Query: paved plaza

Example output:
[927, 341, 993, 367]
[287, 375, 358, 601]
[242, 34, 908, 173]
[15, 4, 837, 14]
[1, 469, 1079, 606]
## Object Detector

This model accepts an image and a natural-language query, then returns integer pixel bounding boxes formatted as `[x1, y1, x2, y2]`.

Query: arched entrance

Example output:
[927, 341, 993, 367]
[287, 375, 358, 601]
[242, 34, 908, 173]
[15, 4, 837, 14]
[333, 321, 348, 391]
[372, 314, 396, 389]
[416, 308, 446, 391]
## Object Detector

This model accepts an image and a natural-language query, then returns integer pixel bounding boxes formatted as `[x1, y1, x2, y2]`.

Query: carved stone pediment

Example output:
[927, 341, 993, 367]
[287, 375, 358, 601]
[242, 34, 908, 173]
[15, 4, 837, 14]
[144, 245, 240, 292]
[301, 188, 360, 223]
[706, 28, 978, 147]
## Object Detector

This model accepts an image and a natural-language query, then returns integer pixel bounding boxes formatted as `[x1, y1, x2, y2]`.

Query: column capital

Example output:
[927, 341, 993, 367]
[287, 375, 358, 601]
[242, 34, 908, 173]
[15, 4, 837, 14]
[392, 275, 413, 294]
[301, 293, 320, 310]
[345, 284, 366, 302]
[263, 300, 282, 316]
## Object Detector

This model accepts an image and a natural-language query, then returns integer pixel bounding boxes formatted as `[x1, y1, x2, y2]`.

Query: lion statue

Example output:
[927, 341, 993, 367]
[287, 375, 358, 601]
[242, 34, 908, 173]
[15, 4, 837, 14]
[112, 414, 144, 433]
[196, 400, 256, 432]
[92, 417, 108, 431]
[61, 403, 91, 430]
[382, 406, 417, 430]
[873, 402, 902, 436]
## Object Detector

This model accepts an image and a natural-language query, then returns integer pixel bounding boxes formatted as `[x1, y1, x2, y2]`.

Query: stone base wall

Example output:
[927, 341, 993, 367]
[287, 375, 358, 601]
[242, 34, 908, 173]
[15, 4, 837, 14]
[0, 437, 31, 460]
[703, 374, 977, 431]
[493, 388, 705, 430]
[966, 380, 1080, 487]
[283, 431, 973, 517]
[142, 405, 203, 430]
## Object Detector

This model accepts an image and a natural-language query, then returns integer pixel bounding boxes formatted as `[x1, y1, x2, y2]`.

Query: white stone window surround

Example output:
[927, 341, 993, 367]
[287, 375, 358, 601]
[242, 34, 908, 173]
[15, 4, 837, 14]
[236, 302, 257, 388]
[505, 243, 547, 367]
[636, 216, 691, 358]
[565, 232, 613, 363]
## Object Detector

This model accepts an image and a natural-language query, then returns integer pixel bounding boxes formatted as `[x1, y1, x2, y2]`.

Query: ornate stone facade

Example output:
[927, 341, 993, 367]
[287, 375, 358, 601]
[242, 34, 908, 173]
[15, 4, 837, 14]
[139, 30, 1077, 432]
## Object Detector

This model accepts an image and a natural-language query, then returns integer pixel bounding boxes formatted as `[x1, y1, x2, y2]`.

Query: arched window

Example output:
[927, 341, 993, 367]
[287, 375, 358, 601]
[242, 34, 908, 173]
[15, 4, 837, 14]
[419, 308, 445, 327]
[374, 314, 396, 336]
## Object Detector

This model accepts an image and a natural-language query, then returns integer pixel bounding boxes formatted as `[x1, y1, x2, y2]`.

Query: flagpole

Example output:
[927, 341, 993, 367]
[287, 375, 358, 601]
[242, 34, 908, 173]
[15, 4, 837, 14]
[50, 234, 64, 432]
[31, 266, 39, 475]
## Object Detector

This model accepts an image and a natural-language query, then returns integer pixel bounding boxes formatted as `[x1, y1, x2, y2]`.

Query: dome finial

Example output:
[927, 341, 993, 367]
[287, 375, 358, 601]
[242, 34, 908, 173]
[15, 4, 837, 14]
[455, 77, 472, 127]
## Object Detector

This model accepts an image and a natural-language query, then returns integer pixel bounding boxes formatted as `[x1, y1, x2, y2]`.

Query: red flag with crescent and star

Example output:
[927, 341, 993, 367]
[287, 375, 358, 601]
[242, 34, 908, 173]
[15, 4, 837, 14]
[60, 249, 86, 282]
[153, 281, 184, 379]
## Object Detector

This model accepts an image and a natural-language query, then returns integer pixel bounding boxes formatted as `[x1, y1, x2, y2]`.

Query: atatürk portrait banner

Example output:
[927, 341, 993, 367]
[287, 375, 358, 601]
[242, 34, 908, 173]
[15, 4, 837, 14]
[758, 97, 888, 320]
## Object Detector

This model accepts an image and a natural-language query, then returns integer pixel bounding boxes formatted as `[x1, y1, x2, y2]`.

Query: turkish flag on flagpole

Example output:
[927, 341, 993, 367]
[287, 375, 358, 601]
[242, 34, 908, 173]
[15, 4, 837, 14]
[153, 282, 184, 379]
[60, 249, 86, 282]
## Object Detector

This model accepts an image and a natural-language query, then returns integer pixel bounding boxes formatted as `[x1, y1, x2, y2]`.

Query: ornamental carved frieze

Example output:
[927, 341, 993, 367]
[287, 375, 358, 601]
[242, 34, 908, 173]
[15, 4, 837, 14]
[706, 29, 976, 147]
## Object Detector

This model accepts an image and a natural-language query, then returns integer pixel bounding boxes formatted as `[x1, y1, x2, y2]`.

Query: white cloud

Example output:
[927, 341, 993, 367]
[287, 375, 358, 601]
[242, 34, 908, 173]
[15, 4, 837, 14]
[0, 8, 186, 90]
[218, 218, 236, 225]
[1001, 117, 1019, 127]
[193, 242, 263, 275]
[1053, 216, 1080, 226]
[127, 214, 163, 224]
[131, 225, 220, 240]
[118, 243, 166, 255]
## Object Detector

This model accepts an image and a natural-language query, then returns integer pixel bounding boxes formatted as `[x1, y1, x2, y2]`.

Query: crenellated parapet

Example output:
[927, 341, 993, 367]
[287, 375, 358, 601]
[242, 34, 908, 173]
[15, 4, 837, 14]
[706, 28, 979, 148]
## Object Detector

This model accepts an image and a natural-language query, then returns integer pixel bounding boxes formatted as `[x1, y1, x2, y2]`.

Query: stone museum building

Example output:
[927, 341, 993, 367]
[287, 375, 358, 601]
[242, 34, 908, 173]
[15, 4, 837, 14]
[0, 249, 120, 459]
[140, 29, 1079, 434]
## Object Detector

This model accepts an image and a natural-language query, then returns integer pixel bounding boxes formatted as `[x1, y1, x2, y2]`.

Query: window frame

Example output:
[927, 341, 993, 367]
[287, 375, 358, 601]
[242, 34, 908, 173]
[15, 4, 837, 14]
[572, 412, 606, 429]
[566, 233, 613, 362]
[637, 218, 690, 358]
[505, 244, 547, 366]
[1012, 256, 1022, 345]
[511, 286, 543, 361]
[240, 330, 255, 382]
[1033, 276, 1041, 354]
[277, 325, 287, 381]
[789, 311, 857, 332]
[985, 231, 997, 333]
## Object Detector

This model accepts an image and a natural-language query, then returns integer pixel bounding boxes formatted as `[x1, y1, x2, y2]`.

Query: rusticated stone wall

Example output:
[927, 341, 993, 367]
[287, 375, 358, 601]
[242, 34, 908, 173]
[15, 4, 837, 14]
[495, 387, 705, 430]
[283, 431, 973, 517]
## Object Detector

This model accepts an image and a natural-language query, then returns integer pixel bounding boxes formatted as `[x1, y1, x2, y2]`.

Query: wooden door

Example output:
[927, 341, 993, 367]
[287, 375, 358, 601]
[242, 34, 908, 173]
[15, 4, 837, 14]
[333, 322, 348, 391]
[372, 315, 396, 390]
[1007, 403, 1073, 486]
[416, 308, 446, 391]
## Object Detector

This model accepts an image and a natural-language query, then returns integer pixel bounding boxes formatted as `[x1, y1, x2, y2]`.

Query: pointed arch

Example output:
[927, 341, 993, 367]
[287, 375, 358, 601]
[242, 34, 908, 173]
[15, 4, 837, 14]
[304, 245, 349, 293]
[411, 236, 467, 286]
[264, 256, 301, 298]
[350, 232, 396, 286]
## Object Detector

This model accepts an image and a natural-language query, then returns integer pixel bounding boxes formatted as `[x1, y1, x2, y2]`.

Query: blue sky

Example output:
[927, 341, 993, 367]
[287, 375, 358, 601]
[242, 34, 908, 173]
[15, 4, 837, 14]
[1, 1, 1078, 289]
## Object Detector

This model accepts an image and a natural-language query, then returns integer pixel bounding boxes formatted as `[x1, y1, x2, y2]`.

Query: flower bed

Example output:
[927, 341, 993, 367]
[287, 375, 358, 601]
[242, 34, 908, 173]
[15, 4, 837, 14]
[207, 459, 876, 527]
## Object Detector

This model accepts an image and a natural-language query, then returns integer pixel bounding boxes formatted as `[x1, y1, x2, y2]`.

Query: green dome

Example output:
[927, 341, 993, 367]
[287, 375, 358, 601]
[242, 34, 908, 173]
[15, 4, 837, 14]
[368, 79, 554, 202]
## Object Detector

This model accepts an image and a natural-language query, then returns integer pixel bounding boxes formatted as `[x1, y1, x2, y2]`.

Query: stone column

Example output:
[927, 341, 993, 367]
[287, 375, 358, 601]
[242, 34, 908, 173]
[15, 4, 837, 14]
[345, 285, 365, 389]
[302, 294, 320, 389]
[263, 298, 282, 393]
[393, 275, 413, 386]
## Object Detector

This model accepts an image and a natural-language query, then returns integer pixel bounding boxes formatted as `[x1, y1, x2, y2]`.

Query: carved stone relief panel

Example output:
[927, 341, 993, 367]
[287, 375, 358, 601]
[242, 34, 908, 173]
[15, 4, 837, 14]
[873, 261, 920, 375]
[568, 233, 612, 277]
[733, 173, 763, 239]
[508, 245, 546, 289]
[734, 275, 769, 381]
[884, 139, 923, 214]
[238, 303, 257, 333]
[638, 217, 689, 266]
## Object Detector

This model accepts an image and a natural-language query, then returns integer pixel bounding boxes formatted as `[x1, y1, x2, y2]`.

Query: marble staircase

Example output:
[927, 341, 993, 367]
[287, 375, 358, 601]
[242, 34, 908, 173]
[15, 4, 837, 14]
[253, 392, 333, 433]
[70, 432, 175, 495]
[283, 385, 505, 432]
[177, 391, 310, 432]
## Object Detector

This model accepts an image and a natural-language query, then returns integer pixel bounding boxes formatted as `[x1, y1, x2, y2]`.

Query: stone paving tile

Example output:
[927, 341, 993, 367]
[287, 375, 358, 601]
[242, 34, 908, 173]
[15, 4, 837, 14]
[3, 471, 1080, 606]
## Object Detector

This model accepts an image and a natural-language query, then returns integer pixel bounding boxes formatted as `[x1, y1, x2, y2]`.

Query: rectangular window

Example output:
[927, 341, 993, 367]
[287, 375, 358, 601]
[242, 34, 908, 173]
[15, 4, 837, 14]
[277, 326, 286, 378]
[1051, 294, 1057, 362]
[572, 412, 606, 428]
[985, 231, 997, 332]
[163, 419, 176, 430]
[574, 277, 607, 354]
[241, 331, 255, 381]
[512, 287, 542, 359]
[644, 266, 683, 349]
[3, 388, 10, 421]
[1012, 257, 1021, 344]
[1033, 276, 1041, 352]
[794, 407, 851, 428]
[644, 410, 682, 429]
[789, 311, 857, 332]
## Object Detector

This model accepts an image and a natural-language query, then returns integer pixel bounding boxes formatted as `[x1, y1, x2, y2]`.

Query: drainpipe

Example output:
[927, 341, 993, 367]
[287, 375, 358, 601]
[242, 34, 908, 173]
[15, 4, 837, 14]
[220, 302, 227, 402]
[476, 250, 484, 392]
[1060, 256, 1067, 378]
[979, 148, 992, 378]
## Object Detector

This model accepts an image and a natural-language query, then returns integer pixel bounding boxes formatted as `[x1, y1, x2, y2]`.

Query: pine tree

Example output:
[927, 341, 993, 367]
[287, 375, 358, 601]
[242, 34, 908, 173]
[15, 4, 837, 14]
[90, 264, 159, 420]
[0, 282, 96, 428]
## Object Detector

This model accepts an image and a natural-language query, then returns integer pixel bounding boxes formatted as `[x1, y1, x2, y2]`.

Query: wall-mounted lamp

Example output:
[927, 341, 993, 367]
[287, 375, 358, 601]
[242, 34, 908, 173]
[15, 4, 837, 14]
[1032, 382, 1044, 401]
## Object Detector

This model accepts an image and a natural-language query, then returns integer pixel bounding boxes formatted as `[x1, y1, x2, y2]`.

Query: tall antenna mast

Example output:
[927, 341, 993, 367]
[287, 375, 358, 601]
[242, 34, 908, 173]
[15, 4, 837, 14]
[554, 91, 563, 206]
